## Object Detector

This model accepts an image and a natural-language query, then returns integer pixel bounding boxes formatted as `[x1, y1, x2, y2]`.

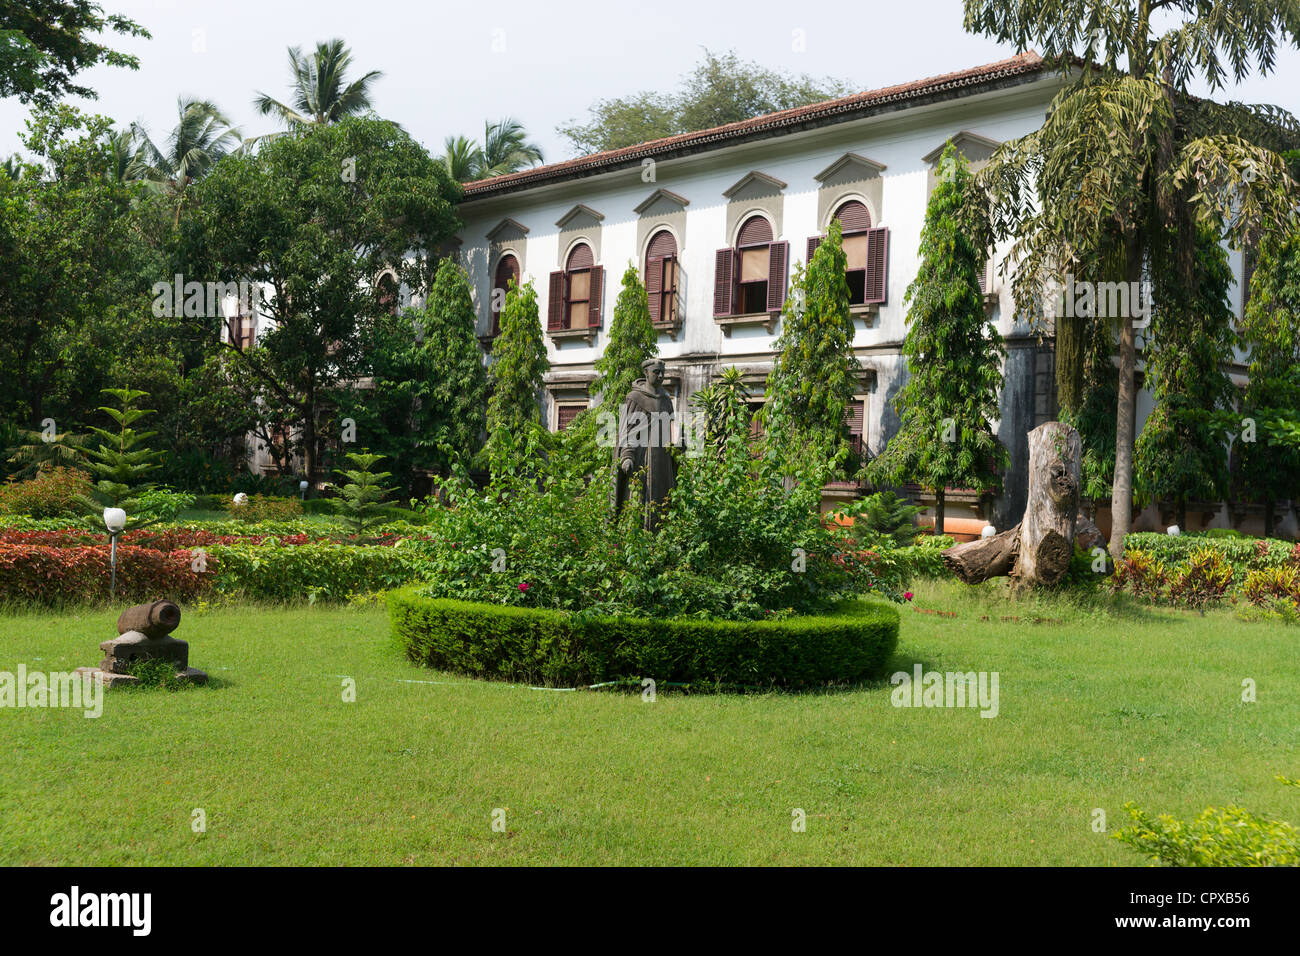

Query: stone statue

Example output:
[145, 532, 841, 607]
[613, 358, 677, 531]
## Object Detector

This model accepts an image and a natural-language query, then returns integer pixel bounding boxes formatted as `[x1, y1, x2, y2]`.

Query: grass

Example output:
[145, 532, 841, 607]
[1, 580, 1296, 865]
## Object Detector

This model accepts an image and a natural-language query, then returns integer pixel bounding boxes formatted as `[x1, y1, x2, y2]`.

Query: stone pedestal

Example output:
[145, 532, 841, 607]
[77, 600, 208, 687]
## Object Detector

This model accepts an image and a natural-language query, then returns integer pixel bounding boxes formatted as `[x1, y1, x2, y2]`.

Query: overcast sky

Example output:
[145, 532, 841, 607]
[4, 0, 1300, 163]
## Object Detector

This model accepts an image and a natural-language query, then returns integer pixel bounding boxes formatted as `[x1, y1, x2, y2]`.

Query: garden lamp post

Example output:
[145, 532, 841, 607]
[103, 507, 126, 599]
[300, 480, 309, 501]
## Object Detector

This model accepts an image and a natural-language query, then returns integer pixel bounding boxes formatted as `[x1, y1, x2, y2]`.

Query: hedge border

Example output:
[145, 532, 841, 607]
[388, 588, 900, 688]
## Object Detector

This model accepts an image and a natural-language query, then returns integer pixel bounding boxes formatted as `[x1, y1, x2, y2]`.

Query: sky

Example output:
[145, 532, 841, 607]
[3, 0, 1300, 164]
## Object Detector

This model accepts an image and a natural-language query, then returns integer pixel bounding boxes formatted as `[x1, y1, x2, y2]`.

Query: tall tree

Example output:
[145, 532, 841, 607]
[1235, 229, 1300, 535]
[130, 97, 241, 226]
[0, 0, 147, 107]
[1135, 228, 1236, 529]
[558, 49, 851, 155]
[763, 219, 859, 476]
[254, 38, 383, 128]
[486, 280, 548, 464]
[0, 107, 160, 430]
[967, 0, 1300, 558]
[868, 145, 1007, 535]
[184, 116, 461, 482]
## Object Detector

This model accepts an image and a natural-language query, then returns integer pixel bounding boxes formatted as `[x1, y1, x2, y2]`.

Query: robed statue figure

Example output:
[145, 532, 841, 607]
[612, 359, 677, 531]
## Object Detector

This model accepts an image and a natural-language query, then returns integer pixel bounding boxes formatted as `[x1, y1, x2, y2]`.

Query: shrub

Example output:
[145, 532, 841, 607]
[1111, 549, 1168, 599]
[389, 588, 900, 688]
[1167, 547, 1233, 609]
[1115, 778, 1300, 866]
[326, 450, 395, 533]
[135, 487, 196, 522]
[0, 543, 211, 604]
[207, 540, 427, 601]
[226, 495, 303, 523]
[0, 467, 94, 518]
[1124, 532, 1292, 576]
[1243, 565, 1300, 608]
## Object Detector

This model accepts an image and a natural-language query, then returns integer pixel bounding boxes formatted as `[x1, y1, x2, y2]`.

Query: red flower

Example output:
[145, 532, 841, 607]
[904, 591, 914, 601]
[518, 582, 530, 592]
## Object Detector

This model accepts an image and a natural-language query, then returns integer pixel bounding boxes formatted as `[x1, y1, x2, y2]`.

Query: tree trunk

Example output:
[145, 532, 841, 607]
[1176, 500, 1186, 531]
[941, 422, 1083, 587]
[1016, 422, 1082, 586]
[1109, 238, 1143, 561]
[934, 489, 945, 537]
[1265, 499, 1275, 538]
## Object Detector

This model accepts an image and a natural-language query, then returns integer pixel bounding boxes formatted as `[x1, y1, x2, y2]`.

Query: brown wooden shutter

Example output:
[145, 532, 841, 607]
[844, 398, 865, 459]
[835, 200, 872, 231]
[864, 227, 889, 305]
[646, 256, 663, 323]
[766, 240, 789, 311]
[557, 404, 584, 431]
[547, 271, 565, 330]
[807, 236, 822, 264]
[588, 266, 604, 328]
[713, 248, 734, 317]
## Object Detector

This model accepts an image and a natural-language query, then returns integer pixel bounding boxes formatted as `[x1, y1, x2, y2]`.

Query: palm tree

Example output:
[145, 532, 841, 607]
[254, 39, 383, 128]
[106, 129, 135, 183]
[479, 118, 543, 178]
[131, 97, 242, 225]
[440, 134, 484, 183]
[967, 0, 1300, 560]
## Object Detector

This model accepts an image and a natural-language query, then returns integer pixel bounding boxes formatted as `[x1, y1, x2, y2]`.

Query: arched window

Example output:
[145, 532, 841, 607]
[491, 254, 520, 335]
[547, 242, 604, 332]
[713, 215, 788, 318]
[645, 230, 679, 325]
[807, 200, 888, 306]
[376, 271, 400, 315]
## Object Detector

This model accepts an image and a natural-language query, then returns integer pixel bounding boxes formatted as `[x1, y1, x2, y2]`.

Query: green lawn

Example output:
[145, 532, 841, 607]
[1, 582, 1296, 865]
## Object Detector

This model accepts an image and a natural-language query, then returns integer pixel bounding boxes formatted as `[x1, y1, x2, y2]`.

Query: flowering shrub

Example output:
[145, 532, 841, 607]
[411, 430, 887, 620]
[226, 494, 304, 522]
[0, 467, 94, 518]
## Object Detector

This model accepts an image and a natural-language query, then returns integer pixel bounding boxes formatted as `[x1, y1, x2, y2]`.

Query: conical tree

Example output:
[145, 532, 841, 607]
[486, 279, 548, 464]
[1235, 229, 1300, 536]
[763, 218, 859, 476]
[423, 258, 489, 466]
[592, 265, 658, 413]
[76, 388, 164, 527]
[868, 144, 1007, 535]
[1135, 228, 1236, 530]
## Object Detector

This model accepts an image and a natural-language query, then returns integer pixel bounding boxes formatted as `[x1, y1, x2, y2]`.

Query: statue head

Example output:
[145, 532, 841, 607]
[642, 358, 666, 389]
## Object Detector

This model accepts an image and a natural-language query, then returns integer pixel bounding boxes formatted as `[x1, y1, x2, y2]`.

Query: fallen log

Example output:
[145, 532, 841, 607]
[942, 524, 1020, 583]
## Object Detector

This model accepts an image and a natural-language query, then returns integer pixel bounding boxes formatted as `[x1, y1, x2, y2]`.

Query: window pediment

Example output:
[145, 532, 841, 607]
[555, 203, 605, 230]
[814, 153, 886, 187]
[722, 170, 787, 201]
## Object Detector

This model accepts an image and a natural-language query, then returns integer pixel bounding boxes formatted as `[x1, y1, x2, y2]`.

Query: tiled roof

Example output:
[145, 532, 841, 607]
[462, 51, 1051, 200]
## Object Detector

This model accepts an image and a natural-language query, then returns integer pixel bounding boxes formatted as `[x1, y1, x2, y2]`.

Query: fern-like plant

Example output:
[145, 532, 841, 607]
[327, 450, 395, 533]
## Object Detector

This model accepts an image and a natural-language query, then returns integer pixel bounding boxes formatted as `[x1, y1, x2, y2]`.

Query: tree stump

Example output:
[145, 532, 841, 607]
[1016, 422, 1081, 586]
[941, 422, 1082, 587]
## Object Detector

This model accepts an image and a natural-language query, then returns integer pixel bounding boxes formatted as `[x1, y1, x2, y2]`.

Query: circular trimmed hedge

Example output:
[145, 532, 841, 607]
[387, 587, 900, 688]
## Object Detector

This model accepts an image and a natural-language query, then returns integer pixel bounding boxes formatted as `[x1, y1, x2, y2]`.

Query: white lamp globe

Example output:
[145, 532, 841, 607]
[233, 492, 248, 507]
[103, 507, 127, 533]
[299, 480, 309, 491]
[981, 524, 996, 538]
[1167, 525, 1181, 536]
